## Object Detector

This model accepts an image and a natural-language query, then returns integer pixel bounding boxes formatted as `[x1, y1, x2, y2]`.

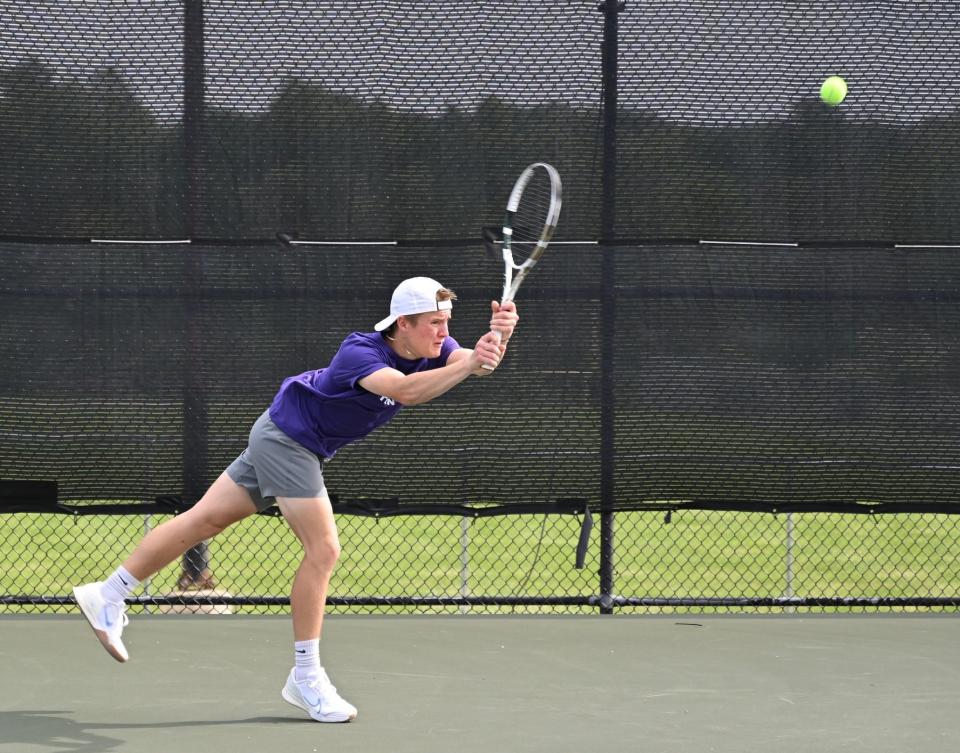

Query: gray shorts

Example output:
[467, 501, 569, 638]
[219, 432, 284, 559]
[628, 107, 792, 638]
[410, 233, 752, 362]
[226, 410, 328, 511]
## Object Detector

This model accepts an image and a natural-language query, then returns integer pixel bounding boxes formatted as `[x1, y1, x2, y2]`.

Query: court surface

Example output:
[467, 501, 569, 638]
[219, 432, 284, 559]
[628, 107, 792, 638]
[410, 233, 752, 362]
[1, 614, 957, 753]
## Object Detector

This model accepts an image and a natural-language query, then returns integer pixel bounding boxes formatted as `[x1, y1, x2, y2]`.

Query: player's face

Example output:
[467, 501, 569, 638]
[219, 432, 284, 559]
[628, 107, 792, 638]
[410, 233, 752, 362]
[403, 311, 451, 359]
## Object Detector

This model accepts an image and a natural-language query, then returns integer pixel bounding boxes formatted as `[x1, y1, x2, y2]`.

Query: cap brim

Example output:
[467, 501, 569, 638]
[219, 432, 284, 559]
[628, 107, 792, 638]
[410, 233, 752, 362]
[373, 314, 397, 332]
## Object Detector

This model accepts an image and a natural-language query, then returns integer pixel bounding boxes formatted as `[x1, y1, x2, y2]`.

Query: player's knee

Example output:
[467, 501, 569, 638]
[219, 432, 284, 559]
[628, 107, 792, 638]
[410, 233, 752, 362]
[185, 508, 236, 539]
[206, 517, 232, 538]
[305, 538, 341, 572]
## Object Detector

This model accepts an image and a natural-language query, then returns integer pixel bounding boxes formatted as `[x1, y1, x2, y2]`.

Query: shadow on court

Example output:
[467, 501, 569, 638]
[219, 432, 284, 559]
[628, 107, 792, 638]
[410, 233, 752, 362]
[1, 710, 122, 752]
[1, 710, 305, 752]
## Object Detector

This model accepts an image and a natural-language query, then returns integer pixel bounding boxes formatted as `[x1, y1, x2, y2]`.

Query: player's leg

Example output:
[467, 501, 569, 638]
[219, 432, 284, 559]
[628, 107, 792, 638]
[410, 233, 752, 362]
[278, 494, 341, 639]
[277, 494, 357, 722]
[123, 471, 257, 579]
[73, 471, 258, 662]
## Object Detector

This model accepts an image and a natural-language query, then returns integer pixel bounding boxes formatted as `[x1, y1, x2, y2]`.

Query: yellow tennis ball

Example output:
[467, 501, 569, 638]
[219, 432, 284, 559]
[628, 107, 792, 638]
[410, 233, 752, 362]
[820, 76, 847, 106]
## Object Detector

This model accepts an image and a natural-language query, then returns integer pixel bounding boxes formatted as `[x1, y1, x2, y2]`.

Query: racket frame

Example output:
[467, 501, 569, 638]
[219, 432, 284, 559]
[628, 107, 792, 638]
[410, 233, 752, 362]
[499, 161, 563, 303]
[482, 162, 562, 370]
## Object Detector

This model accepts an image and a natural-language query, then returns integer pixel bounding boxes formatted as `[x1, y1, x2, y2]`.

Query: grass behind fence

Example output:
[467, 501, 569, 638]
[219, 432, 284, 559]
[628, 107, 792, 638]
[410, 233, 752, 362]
[3, 509, 959, 614]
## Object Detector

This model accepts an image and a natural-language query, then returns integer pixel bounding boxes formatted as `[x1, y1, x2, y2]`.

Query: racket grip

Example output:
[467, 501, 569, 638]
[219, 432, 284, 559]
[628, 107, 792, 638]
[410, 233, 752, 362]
[480, 329, 503, 371]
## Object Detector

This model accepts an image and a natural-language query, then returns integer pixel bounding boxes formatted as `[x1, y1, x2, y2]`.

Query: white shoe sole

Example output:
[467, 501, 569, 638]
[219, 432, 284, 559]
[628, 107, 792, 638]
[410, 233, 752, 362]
[73, 585, 128, 663]
[281, 685, 356, 723]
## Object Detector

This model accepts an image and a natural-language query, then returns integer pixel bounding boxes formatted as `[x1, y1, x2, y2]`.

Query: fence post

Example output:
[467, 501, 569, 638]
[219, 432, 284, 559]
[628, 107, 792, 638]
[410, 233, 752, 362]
[784, 512, 796, 612]
[459, 516, 470, 614]
[598, 0, 623, 615]
[178, 0, 213, 590]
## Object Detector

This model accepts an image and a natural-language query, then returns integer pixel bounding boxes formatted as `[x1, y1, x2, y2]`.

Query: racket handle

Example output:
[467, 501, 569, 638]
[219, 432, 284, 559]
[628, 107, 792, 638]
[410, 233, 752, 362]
[480, 329, 503, 371]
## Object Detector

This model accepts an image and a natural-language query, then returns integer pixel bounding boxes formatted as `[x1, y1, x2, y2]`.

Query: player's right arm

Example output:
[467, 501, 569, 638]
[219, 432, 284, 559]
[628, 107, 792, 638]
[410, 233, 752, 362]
[359, 334, 501, 405]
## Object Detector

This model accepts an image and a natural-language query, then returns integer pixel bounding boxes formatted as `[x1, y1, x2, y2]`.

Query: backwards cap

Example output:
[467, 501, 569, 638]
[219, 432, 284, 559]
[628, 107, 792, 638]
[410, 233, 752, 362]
[373, 277, 452, 332]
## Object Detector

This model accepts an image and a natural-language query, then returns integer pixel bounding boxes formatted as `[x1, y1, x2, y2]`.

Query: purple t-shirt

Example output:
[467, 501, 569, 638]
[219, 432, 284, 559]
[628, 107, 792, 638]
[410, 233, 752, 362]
[268, 331, 461, 458]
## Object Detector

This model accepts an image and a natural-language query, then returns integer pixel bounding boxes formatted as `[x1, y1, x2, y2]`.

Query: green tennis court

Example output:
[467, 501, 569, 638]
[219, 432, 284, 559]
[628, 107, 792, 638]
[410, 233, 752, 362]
[2, 614, 957, 753]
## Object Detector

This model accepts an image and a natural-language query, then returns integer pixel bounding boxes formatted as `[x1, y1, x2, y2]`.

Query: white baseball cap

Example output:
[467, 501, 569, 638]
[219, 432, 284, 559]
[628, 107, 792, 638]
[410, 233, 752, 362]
[374, 276, 453, 331]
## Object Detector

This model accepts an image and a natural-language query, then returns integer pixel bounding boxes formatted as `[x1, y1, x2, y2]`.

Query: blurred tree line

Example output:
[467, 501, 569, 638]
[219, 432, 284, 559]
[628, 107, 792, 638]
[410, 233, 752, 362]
[2, 59, 958, 243]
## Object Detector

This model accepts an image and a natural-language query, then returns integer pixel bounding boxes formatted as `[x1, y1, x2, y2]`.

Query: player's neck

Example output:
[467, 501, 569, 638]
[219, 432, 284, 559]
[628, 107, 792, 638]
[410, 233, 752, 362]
[385, 333, 419, 360]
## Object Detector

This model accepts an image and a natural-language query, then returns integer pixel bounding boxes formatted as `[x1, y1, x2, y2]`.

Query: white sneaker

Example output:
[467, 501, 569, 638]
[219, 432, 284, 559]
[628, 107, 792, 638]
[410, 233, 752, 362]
[281, 668, 358, 722]
[73, 582, 130, 663]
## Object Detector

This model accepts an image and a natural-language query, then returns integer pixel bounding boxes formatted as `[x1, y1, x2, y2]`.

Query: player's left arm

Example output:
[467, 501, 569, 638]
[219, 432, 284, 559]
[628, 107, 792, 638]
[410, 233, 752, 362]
[448, 300, 519, 368]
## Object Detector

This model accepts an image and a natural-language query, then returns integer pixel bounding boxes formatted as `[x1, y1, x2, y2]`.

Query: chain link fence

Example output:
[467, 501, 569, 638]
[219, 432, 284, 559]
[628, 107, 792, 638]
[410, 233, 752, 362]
[4, 506, 959, 614]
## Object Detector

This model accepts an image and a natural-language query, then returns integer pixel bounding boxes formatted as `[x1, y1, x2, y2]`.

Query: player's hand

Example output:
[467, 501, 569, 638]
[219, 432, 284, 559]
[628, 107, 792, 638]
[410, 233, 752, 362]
[470, 332, 503, 375]
[490, 300, 519, 343]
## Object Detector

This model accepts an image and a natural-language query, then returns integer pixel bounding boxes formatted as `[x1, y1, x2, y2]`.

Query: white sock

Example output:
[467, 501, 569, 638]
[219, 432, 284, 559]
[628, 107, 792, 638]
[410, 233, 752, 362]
[100, 566, 140, 604]
[294, 638, 321, 683]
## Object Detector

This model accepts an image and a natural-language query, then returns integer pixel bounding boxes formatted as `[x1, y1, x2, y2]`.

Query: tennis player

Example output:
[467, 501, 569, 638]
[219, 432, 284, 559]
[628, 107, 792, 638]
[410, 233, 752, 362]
[73, 277, 518, 723]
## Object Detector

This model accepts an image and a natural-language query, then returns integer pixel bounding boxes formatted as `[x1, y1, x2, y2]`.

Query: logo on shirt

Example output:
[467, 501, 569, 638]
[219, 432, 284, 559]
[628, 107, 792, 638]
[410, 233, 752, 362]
[379, 396, 396, 407]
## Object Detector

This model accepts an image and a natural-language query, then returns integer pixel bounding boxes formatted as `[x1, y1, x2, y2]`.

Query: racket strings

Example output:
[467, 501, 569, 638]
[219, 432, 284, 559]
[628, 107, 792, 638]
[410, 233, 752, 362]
[510, 173, 554, 258]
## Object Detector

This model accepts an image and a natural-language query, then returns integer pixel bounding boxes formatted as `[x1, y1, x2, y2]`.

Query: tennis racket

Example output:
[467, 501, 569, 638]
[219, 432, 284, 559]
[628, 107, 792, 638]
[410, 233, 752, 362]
[482, 162, 562, 369]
